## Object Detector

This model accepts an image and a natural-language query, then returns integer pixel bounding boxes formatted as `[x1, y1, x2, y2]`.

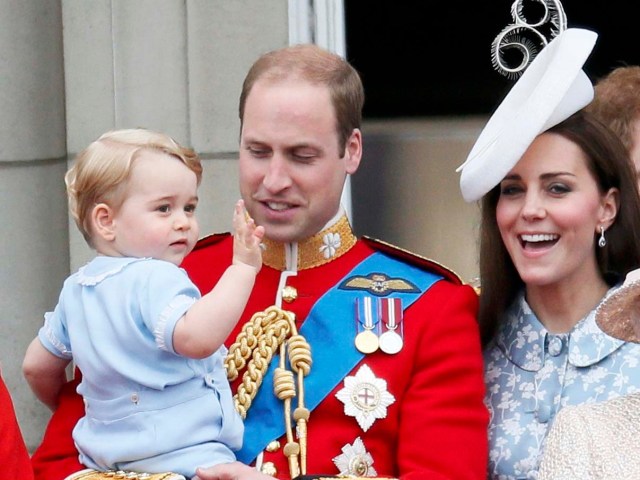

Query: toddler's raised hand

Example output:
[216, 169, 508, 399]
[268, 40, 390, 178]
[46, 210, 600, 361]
[232, 199, 264, 273]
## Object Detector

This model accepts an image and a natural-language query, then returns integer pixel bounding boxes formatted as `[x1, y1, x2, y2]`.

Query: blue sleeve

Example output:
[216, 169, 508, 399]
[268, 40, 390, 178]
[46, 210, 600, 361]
[138, 261, 200, 354]
[37, 291, 73, 360]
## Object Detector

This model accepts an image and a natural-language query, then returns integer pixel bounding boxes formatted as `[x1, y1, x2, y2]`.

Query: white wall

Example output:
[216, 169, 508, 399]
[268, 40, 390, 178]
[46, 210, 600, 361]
[0, 0, 290, 452]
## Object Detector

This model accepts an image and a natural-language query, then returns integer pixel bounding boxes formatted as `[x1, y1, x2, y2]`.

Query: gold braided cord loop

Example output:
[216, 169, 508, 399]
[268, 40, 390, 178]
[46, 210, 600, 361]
[232, 313, 292, 419]
[274, 367, 296, 400]
[224, 305, 313, 477]
[225, 307, 280, 381]
[288, 334, 312, 375]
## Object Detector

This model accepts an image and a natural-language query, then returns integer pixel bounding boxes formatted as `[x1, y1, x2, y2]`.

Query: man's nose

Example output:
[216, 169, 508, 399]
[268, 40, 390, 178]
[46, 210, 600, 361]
[262, 155, 292, 192]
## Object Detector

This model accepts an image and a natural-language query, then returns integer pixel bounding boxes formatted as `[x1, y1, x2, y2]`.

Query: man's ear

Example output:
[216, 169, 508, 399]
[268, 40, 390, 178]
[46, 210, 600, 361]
[91, 203, 116, 242]
[344, 128, 362, 175]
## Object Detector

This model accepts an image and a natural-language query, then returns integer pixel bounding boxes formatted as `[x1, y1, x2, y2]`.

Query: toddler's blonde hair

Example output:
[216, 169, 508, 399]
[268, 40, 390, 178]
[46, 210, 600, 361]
[66, 128, 202, 247]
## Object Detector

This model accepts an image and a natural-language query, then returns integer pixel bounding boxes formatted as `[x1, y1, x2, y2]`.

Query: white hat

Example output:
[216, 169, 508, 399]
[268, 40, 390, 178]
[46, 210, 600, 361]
[457, 28, 598, 202]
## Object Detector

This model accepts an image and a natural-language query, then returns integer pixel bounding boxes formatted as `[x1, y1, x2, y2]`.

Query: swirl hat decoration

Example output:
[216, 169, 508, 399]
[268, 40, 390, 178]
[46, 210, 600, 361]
[491, 0, 567, 79]
[456, 1, 597, 202]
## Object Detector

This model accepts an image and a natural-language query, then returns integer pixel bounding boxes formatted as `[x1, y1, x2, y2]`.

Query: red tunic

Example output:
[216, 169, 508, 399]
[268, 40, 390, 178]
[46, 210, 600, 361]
[0, 374, 33, 479]
[31, 231, 487, 480]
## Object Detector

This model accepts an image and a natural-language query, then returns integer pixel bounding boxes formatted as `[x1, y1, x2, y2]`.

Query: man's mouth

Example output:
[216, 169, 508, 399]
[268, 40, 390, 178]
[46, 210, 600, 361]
[266, 201, 293, 211]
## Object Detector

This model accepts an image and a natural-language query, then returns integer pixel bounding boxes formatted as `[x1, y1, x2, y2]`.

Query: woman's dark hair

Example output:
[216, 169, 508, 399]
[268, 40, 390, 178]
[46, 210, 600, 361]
[478, 110, 640, 346]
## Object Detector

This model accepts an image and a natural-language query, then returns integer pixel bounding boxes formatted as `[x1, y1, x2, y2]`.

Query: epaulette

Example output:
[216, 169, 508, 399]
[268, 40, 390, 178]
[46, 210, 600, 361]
[362, 235, 464, 286]
[191, 231, 231, 251]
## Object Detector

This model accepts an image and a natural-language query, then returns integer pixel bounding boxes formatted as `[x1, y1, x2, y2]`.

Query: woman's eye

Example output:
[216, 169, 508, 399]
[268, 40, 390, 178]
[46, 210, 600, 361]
[549, 183, 570, 194]
[499, 184, 521, 196]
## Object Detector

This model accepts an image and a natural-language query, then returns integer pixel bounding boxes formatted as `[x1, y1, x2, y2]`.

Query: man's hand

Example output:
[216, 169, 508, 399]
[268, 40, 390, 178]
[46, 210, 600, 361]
[194, 461, 275, 480]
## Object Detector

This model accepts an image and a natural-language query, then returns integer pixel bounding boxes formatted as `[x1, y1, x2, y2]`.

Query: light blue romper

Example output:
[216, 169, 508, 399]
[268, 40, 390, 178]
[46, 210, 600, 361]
[39, 256, 243, 478]
[484, 290, 640, 480]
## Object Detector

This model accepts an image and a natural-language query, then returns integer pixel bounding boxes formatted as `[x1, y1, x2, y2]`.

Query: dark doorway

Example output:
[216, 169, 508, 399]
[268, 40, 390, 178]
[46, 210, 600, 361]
[345, 1, 640, 118]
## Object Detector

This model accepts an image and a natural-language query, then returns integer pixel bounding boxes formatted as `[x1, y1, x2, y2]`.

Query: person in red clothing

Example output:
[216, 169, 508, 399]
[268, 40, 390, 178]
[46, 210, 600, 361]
[0, 368, 33, 479]
[30, 44, 488, 480]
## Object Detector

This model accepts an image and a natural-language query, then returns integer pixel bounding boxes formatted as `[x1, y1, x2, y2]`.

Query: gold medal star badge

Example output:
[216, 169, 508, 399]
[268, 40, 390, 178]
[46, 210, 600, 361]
[335, 364, 395, 432]
[332, 437, 377, 477]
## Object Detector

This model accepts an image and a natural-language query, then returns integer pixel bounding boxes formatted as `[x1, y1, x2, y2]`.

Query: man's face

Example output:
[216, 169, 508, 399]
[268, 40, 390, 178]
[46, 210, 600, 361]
[239, 78, 361, 243]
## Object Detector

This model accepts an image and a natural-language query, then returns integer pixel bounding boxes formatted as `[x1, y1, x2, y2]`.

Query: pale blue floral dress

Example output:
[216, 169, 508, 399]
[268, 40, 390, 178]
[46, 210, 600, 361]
[484, 290, 640, 480]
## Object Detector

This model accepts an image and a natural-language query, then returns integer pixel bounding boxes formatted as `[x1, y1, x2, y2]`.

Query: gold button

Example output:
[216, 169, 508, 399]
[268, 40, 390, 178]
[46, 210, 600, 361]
[282, 285, 298, 303]
[260, 461, 277, 476]
[266, 440, 281, 452]
[350, 457, 369, 476]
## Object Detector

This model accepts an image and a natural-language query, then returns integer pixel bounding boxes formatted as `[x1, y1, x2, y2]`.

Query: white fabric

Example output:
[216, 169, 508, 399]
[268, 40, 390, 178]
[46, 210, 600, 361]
[539, 393, 640, 479]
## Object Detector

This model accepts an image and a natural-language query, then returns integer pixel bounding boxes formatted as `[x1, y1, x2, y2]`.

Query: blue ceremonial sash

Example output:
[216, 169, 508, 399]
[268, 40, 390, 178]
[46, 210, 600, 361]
[237, 251, 442, 463]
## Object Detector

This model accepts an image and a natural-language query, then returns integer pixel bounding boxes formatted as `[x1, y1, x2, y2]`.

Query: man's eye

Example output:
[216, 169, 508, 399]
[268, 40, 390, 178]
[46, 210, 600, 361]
[248, 147, 269, 157]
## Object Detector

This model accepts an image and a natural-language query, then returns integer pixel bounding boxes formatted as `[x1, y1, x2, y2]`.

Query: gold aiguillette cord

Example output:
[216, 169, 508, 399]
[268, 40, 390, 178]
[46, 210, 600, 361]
[225, 306, 312, 477]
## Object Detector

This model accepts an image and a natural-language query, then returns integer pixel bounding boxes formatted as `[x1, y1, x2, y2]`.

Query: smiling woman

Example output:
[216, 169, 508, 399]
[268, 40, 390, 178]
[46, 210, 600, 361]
[480, 97, 640, 480]
[461, 28, 640, 479]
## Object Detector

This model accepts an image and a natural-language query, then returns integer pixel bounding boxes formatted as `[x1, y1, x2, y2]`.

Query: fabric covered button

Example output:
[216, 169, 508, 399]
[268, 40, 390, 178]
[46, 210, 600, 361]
[204, 374, 215, 388]
[547, 336, 564, 357]
[536, 404, 551, 423]
[130, 393, 139, 404]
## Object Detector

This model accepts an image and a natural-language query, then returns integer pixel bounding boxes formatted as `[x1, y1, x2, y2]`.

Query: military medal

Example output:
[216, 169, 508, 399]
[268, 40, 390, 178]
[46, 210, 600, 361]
[378, 297, 404, 354]
[354, 330, 378, 354]
[354, 296, 379, 354]
[335, 364, 396, 432]
[332, 437, 377, 477]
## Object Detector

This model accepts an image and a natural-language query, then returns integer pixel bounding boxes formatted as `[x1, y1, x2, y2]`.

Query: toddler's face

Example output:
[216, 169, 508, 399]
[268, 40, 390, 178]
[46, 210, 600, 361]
[110, 150, 200, 265]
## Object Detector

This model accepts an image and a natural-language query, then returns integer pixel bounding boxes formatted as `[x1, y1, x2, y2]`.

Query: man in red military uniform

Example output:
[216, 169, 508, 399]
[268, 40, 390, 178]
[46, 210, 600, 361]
[30, 44, 488, 480]
[0, 371, 33, 478]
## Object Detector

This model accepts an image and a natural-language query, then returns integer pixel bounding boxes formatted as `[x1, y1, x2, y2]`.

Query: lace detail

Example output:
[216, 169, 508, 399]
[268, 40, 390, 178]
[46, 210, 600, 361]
[154, 294, 197, 351]
[76, 257, 149, 286]
[43, 312, 72, 358]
